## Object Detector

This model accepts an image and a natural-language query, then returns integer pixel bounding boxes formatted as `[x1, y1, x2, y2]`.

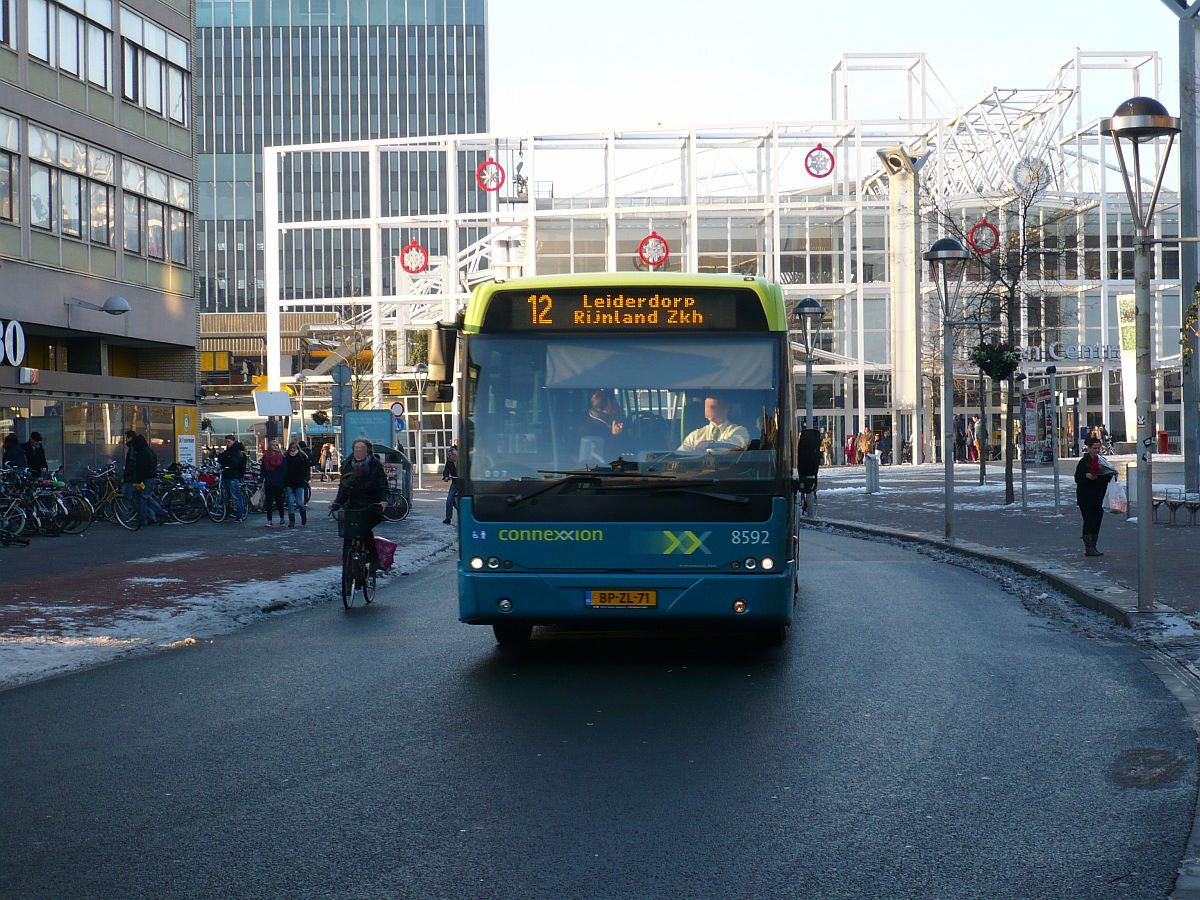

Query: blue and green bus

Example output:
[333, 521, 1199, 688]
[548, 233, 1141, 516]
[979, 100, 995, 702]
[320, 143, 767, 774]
[451, 273, 799, 646]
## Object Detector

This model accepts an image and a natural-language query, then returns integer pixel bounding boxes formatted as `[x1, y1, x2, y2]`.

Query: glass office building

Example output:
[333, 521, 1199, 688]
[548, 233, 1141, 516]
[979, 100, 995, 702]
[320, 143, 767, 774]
[194, 0, 488, 326]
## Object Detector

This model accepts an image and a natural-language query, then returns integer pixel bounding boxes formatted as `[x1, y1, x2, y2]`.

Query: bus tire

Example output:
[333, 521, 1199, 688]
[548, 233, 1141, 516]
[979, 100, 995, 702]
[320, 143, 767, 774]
[492, 622, 533, 648]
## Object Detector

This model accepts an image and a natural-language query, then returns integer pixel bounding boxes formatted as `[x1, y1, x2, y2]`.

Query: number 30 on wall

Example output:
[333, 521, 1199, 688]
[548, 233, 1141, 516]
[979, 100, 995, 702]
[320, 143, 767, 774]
[0, 320, 26, 367]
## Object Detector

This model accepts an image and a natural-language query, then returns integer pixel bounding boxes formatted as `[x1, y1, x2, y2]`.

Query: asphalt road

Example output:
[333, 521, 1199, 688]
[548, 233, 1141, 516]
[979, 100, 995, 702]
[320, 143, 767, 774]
[0, 530, 1195, 898]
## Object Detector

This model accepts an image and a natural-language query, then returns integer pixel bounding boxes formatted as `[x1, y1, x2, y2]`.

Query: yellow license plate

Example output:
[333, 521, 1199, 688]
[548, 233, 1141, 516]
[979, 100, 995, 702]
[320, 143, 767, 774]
[586, 590, 657, 608]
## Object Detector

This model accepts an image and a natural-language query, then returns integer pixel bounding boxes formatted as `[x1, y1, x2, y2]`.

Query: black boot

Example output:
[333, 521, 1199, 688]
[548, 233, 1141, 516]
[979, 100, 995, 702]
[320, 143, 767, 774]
[288, 513, 295, 528]
[300, 507, 307, 526]
[1084, 534, 1103, 557]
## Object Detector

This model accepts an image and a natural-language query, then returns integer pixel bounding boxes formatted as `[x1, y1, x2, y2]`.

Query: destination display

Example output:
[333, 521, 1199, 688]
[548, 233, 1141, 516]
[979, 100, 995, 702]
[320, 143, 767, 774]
[488, 288, 758, 332]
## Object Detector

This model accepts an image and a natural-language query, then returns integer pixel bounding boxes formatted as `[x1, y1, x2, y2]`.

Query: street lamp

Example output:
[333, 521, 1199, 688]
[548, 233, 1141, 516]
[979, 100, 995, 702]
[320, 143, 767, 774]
[64, 295, 130, 329]
[925, 237, 971, 542]
[794, 297, 823, 428]
[1102, 96, 1180, 612]
[414, 363, 428, 491]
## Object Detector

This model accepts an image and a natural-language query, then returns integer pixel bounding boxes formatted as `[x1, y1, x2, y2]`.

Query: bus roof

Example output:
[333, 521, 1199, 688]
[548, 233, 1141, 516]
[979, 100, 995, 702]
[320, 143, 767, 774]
[463, 273, 788, 334]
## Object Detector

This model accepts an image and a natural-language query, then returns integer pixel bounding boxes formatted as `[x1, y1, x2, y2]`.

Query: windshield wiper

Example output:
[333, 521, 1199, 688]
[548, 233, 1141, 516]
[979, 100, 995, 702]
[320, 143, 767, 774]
[506, 474, 603, 507]
[536, 469, 675, 480]
[602, 479, 751, 504]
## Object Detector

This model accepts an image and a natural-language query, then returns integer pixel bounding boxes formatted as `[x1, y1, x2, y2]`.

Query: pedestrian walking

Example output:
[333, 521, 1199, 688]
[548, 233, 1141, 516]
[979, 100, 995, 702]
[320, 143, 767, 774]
[1074, 435, 1116, 557]
[217, 434, 248, 520]
[284, 439, 310, 527]
[820, 430, 833, 467]
[973, 416, 987, 463]
[442, 440, 460, 525]
[260, 440, 287, 527]
[857, 426, 874, 463]
[122, 431, 168, 526]
[877, 428, 893, 465]
[954, 417, 968, 462]
[320, 442, 338, 482]
[844, 432, 857, 466]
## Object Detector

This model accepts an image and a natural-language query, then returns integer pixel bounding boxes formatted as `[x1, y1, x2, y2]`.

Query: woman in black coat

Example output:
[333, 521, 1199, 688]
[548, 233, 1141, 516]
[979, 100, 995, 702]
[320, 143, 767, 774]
[332, 439, 389, 567]
[1074, 435, 1116, 557]
[2, 434, 27, 470]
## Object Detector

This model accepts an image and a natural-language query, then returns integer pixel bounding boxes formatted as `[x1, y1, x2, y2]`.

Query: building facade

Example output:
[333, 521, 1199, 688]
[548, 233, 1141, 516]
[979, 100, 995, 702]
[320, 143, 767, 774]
[193, 0, 487, 388]
[260, 51, 1193, 465]
[0, 0, 199, 474]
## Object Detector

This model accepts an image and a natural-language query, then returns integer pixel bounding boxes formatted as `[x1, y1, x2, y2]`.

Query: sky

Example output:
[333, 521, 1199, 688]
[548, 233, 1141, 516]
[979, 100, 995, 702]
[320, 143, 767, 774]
[487, 0, 1186, 134]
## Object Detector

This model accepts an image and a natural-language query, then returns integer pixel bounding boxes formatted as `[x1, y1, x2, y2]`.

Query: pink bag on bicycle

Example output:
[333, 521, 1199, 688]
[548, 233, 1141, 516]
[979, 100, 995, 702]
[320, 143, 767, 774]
[374, 536, 398, 571]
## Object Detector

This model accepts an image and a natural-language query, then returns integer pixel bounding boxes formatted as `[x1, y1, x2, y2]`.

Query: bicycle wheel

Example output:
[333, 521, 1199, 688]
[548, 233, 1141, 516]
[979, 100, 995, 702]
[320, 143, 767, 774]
[0, 503, 28, 540]
[206, 486, 228, 522]
[382, 490, 410, 521]
[166, 488, 205, 524]
[112, 495, 142, 531]
[302, 483, 312, 506]
[362, 553, 377, 605]
[35, 497, 67, 536]
[60, 493, 96, 535]
[341, 544, 359, 609]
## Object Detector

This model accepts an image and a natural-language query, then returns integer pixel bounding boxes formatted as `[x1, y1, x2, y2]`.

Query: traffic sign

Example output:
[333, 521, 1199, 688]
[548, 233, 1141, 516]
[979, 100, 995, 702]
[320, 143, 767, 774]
[330, 364, 352, 386]
[391, 401, 406, 417]
[394, 418, 406, 433]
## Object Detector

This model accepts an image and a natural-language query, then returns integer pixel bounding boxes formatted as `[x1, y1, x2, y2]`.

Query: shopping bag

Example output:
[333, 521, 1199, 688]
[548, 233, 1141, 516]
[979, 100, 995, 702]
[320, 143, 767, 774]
[374, 536, 398, 571]
[1105, 479, 1127, 514]
[249, 485, 265, 509]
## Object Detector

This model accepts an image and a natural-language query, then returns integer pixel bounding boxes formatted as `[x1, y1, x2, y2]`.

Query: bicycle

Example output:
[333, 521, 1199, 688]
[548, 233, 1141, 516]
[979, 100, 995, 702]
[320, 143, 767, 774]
[332, 504, 380, 609]
[381, 488, 410, 521]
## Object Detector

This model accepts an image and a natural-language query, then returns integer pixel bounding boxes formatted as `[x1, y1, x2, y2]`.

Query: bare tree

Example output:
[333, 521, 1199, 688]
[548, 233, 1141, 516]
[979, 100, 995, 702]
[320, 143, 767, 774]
[923, 166, 1086, 503]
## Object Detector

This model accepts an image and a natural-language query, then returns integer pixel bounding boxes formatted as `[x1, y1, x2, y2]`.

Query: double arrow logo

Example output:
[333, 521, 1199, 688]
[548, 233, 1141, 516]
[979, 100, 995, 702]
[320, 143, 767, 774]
[662, 530, 711, 555]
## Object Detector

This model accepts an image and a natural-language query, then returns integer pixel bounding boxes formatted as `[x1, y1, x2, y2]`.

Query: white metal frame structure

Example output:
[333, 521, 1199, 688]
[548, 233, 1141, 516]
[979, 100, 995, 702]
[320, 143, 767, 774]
[264, 50, 1186, 459]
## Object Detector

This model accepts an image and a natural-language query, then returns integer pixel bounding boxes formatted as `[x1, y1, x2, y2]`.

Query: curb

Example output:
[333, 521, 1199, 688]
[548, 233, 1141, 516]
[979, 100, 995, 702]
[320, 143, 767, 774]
[804, 516, 1178, 629]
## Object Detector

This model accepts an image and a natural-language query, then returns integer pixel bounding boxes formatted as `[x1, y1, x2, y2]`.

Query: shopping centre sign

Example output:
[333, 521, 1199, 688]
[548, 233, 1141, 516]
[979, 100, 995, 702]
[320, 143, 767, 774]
[1018, 341, 1120, 363]
[0, 319, 26, 366]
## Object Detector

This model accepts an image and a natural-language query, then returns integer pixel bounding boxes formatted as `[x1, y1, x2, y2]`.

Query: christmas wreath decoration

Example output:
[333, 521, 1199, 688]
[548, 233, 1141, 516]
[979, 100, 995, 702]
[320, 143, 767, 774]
[968, 341, 1021, 381]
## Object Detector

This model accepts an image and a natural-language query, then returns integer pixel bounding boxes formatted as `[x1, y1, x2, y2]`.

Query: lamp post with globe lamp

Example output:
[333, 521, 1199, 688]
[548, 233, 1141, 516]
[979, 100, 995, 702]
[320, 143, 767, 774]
[1101, 96, 1181, 612]
[924, 237, 971, 542]
[794, 298, 823, 429]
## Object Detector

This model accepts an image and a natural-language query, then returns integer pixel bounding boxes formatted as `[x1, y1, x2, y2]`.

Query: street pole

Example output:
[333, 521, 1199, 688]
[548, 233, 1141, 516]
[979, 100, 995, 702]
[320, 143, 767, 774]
[943, 317, 955, 541]
[805, 333, 815, 428]
[1135, 238, 1154, 609]
[416, 388, 424, 491]
[1050, 371, 1060, 516]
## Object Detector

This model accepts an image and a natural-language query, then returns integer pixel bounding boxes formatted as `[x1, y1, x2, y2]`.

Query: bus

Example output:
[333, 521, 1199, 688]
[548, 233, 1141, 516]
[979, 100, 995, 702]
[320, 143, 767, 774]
[449, 273, 799, 647]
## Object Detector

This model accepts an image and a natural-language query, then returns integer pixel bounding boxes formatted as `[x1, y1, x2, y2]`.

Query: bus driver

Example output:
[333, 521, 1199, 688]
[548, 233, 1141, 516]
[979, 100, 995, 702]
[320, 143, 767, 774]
[678, 394, 750, 452]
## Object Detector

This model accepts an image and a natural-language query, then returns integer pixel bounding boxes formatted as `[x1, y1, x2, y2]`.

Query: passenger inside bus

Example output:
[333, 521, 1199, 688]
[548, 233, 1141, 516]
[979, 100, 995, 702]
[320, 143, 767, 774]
[579, 389, 627, 464]
[677, 394, 750, 452]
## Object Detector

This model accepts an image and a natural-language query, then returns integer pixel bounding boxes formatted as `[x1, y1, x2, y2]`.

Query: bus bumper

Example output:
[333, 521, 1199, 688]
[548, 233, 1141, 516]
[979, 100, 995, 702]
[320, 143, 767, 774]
[458, 568, 793, 625]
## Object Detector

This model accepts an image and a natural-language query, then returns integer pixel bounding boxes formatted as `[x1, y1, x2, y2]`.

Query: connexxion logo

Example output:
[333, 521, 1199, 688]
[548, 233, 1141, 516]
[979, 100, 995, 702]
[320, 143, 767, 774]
[497, 529, 605, 542]
[644, 530, 711, 555]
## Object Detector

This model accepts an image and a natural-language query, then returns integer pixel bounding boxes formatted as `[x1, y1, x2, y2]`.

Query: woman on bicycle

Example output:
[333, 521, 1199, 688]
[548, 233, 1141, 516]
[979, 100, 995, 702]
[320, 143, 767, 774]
[331, 439, 389, 567]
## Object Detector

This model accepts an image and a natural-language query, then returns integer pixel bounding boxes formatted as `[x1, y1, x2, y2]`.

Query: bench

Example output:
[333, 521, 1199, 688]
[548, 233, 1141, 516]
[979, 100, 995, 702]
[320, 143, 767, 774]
[1152, 489, 1200, 525]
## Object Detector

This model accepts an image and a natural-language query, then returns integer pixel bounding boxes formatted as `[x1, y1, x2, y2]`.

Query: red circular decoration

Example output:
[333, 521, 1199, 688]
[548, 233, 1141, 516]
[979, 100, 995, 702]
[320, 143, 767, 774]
[476, 157, 505, 192]
[967, 218, 1000, 255]
[638, 232, 670, 268]
[805, 144, 835, 179]
[400, 239, 429, 274]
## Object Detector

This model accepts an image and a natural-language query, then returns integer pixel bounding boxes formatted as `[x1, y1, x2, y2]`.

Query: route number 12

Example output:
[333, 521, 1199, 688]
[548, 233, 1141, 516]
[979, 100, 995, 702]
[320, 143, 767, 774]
[527, 293, 553, 326]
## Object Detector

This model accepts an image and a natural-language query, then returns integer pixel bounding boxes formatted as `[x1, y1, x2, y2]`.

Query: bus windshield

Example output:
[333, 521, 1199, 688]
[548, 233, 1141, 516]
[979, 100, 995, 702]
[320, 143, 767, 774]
[466, 334, 783, 489]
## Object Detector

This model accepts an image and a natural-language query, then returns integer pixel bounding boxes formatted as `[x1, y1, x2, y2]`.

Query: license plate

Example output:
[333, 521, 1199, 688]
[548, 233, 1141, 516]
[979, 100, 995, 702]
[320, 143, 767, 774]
[585, 589, 657, 608]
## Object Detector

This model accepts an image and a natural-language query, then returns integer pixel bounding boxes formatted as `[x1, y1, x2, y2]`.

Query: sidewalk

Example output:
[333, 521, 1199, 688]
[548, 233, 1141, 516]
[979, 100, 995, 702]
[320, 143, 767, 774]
[0, 483, 457, 689]
[812, 460, 1200, 621]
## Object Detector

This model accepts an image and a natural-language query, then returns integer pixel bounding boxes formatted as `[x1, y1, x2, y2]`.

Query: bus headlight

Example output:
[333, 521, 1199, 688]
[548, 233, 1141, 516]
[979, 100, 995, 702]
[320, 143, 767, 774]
[470, 557, 485, 570]
[743, 557, 757, 570]
[760, 557, 775, 571]
[487, 556, 501, 569]
[733, 599, 747, 614]
[498, 598, 513, 612]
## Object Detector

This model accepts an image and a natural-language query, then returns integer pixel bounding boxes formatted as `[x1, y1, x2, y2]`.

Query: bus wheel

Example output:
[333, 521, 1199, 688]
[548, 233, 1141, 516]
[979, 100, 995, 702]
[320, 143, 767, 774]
[758, 623, 788, 647]
[493, 622, 533, 648]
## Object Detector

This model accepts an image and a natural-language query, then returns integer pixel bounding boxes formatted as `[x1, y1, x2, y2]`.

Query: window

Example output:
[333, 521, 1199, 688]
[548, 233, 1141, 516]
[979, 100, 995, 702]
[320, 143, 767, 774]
[0, 0, 15, 48]
[26, 122, 115, 244]
[121, 157, 190, 264]
[119, 7, 189, 124]
[27, 0, 113, 89]
[0, 112, 16, 223]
